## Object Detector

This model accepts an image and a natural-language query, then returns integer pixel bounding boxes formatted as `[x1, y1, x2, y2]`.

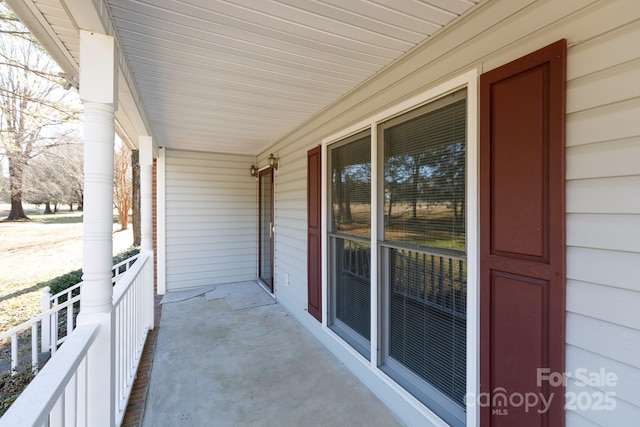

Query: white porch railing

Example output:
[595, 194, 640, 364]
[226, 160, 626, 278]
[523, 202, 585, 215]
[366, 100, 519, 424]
[40, 283, 82, 357]
[0, 323, 98, 427]
[0, 295, 80, 373]
[112, 253, 152, 425]
[0, 252, 153, 427]
[111, 253, 141, 284]
[0, 252, 142, 373]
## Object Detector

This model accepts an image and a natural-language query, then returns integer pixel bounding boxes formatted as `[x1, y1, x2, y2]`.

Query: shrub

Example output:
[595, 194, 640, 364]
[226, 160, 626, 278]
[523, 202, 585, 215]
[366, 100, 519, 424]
[0, 364, 36, 416]
[0, 247, 143, 416]
[45, 269, 83, 296]
[39, 246, 141, 297]
[112, 246, 141, 266]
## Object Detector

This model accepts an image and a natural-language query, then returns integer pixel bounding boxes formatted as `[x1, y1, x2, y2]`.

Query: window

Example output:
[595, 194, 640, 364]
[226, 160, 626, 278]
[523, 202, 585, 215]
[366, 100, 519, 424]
[380, 89, 467, 426]
[328, 131, 371, 358]
[323, 74, 476, 426]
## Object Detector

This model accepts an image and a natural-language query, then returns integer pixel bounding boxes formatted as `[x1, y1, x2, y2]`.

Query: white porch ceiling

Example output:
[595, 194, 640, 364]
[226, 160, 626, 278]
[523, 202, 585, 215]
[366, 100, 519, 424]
[10, 0, 483, 155]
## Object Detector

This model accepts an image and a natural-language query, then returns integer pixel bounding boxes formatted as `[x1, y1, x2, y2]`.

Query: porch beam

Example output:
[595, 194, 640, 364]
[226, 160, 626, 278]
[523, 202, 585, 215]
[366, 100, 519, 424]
[65, 0, 152, 146]
[76, 30, 117, 427]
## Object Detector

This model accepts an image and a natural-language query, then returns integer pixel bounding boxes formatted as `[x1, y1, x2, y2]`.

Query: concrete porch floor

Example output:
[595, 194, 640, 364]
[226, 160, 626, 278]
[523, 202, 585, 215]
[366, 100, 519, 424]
[140, 283, 405, 427]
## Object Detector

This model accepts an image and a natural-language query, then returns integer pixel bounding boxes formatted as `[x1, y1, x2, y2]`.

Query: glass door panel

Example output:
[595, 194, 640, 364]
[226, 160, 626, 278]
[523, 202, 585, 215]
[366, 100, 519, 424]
[259, 168, 274, 291]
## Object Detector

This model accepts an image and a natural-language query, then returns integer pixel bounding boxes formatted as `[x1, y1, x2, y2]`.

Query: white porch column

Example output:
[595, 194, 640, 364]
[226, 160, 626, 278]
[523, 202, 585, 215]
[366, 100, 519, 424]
[139, 136, 153, 253]
[76, 30, 117, 427]
[139, 135, 154, 329]
[157, 147, 167, 295]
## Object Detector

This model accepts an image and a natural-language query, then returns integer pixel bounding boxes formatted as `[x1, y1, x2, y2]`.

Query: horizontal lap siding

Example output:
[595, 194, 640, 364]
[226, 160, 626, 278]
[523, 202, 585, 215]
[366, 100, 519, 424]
[254, 0, 640, 425]
[564, 9, 640, 425]
[266, 146, 308, 304]
[165, 149, 257, 290]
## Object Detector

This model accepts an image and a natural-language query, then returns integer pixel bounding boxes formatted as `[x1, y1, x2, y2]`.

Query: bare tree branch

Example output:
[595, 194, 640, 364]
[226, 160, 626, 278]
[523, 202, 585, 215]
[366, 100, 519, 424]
[0, 2, 81, 220]
[114, 143, 132, 230]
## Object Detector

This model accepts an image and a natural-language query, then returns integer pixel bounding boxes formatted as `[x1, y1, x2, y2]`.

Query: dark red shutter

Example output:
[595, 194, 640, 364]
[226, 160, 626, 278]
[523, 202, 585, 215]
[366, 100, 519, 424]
[480, 40, 566, 426]
[307, 146, 322, 321]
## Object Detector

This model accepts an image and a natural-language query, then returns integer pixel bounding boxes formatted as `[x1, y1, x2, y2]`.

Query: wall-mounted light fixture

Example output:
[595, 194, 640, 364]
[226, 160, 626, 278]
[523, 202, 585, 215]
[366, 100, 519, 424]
[250, 164, 258, 177]
[58, 72, 79, 90]
[268, 153, 279, 170]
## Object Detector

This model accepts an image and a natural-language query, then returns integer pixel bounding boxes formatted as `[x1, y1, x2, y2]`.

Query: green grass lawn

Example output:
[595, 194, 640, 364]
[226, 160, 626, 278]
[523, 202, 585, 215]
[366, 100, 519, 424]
[0, 205, 132, 331]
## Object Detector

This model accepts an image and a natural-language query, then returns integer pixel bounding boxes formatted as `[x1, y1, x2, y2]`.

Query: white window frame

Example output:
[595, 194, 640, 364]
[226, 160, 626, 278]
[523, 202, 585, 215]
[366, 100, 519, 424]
[321, 69, 479, 427]
[326, 130, 373, 359]
[379, 87, 468, 427]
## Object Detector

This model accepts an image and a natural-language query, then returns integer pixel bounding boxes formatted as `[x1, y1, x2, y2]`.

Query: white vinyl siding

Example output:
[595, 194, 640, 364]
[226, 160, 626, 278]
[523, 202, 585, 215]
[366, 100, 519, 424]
[254, 1, 640, 426]
[564, 11, 640, 426]
[164, 149, 257, 291]
[262, 146, 308, 305]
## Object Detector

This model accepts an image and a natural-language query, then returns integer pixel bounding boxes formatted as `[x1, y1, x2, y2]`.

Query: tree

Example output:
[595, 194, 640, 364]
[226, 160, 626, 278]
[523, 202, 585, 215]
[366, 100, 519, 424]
[0, 172, 8, 202]
[131, 150, 141, 246]
[23, 154, 64, 210]
[427, 142, 465, 224]
[23, 136, 83, 212]
[0, 4, 80, 220]
[114, 142, 132, 230]
[384, 153, 411, 221]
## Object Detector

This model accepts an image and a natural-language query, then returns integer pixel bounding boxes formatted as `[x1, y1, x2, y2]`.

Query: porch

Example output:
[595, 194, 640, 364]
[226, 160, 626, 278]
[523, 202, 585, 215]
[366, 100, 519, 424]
[3, 1, 640, 426]
[129, 282, 404, 427]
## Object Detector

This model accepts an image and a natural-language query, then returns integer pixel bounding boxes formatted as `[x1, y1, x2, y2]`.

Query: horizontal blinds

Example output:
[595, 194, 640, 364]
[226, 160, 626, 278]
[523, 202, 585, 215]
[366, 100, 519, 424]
[388, 248, 467, 408]
[329, 131, 372, 359]
[330, 131, 371, 238]
[334, 238, 371, 342]
[382, 89, 467, 419]
[382, 90, 466, 252]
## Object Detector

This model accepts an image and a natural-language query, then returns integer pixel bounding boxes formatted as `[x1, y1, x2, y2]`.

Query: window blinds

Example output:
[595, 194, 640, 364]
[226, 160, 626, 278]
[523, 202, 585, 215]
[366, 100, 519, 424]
[329, 131, 372, 358]
[382, 89, 467, 425]
[382, 91, 466, 253]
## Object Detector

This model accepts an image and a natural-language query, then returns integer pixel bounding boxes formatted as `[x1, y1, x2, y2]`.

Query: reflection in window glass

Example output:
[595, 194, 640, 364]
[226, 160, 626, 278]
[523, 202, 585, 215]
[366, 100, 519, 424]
[332, 237, 371, 357]
[382, 90, 467, 425]
[331, 134, 371, 238]
[329, 131, 372, 359]
[383, 95, 466, 252]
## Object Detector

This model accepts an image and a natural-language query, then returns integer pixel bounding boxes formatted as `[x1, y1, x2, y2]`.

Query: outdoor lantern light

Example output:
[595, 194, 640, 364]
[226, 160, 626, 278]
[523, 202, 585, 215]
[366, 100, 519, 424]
[268, 153, 279, 170]
[250, 164, 257, 177]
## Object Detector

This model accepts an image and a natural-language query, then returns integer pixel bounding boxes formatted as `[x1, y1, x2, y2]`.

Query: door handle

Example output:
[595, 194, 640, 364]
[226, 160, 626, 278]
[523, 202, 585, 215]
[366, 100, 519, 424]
[270, 222, 273, 238]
